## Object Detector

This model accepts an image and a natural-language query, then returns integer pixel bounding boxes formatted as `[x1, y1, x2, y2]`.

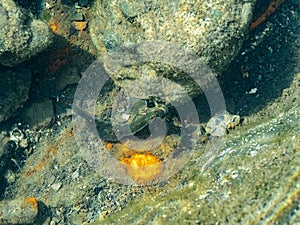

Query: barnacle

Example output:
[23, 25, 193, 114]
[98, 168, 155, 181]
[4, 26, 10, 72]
[121, 151, 162, 184]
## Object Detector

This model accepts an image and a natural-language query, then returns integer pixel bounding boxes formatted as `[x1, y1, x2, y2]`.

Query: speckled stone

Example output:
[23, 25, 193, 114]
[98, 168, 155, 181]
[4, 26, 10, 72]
[0, 0, 53, 66]
[90, 0, 255, 74]
[89, 0, 255, 101]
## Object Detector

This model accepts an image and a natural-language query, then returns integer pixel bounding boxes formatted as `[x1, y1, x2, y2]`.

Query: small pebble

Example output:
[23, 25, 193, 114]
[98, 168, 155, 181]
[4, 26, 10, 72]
[51, 182, 62, 192]
[71, 170, 79, 180]
[4, 169, 16, 184]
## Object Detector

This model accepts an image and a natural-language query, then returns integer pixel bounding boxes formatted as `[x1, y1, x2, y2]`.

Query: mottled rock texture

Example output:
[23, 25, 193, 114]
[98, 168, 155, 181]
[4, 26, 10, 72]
[90, 0, 254, 73]
[90, 0, 255, 99]
[0, 0, 52, 66]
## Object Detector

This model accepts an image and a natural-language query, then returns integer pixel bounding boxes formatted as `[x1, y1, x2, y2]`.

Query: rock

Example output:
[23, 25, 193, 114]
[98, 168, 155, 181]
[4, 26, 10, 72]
[119, 0, 146, 19]
[94, 75, 300, 224]
[89, 0, 255, 106]
[54, 66, 81, 91]
[0, 197, 38, 224]
[4, 169, 16, 184]
[90, 0, 254, 74]
[0, 65, 31, 123]
[51, 182, 62, 192]
[9, 127, 28, 148]
[0, 140, 16, 175]
[0, 0, 53, 66]
[10, 71, 300, 224]
[21, 100, 54, 129]
[288, 0, 299, 6]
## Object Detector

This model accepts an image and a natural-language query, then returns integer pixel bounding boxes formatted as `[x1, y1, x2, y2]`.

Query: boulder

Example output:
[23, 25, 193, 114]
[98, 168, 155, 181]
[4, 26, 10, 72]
[90, 0, 254, 73]
[0, 0, 53, 66]
[89, 0, 255, 104]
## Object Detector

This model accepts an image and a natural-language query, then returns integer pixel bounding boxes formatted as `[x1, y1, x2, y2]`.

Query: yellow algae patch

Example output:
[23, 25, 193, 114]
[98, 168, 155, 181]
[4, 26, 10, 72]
[121, 152, 162, 184]
[72, 21, 88, 31]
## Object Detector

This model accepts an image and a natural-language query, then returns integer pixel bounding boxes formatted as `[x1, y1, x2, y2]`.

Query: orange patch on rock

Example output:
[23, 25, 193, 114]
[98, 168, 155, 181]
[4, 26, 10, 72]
[67, 129, 74, 137]
[121, 152, 162, 184]
[105, 142, 113, 151]
[49, 146, 57, 155]
[72, 21, 87, 31]
[25, 161, 47, 177]
[26, 197, 38, 210]
[49, 21, 60, 33]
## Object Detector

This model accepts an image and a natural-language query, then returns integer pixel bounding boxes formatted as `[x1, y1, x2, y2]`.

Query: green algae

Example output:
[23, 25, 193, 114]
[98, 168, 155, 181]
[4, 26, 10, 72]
[40, 10, 51, 22]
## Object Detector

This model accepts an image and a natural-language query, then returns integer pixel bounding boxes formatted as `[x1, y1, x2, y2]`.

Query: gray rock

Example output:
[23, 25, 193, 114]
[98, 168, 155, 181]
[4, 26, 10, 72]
[21, 100, 54, 129]
[0, 0, 53, 66]
[54, 66, 81, 91]
[90, 0, 254, 74]
[120, 0, 146, 19]
[51, 182, 62, 192]
[0, 66, 31, 122]
[89, 0, 255, 105]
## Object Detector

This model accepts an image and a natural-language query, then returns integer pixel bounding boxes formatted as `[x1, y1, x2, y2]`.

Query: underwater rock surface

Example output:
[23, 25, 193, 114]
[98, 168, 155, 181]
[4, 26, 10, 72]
[0, 0, 53, 66]
[4, 72, 299, 224]
[0, 1, 298, 224]
[96, 74, 300, 224]
[90, 0, 254, 72]
[89, 0, 255, 101]
[0, 66, 31, 122]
